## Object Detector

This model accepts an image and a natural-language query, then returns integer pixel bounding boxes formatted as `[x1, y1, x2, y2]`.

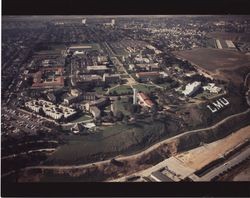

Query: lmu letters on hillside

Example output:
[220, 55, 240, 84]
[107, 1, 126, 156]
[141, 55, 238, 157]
[207, 97, 230, 113]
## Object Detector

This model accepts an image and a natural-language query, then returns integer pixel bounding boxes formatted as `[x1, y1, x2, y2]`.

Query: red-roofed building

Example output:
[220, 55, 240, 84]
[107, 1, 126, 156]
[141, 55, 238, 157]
[137, 92, 154, 108]
[136, 72, 161, 82]
[31, 66, 64, 89]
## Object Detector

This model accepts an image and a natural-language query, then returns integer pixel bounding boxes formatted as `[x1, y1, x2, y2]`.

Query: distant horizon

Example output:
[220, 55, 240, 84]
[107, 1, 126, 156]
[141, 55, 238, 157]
[3, 15, 248, 21]
[3, 15, 242, 18]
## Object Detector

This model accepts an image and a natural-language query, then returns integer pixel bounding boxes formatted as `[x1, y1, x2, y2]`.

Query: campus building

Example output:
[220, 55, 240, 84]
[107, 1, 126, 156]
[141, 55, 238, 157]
[136, 72, 161, 82]
[182, 81, 201, 96]
[103, 73, 121, 84]
[25, 99, 77, 121]
[137, 92, 154, 108]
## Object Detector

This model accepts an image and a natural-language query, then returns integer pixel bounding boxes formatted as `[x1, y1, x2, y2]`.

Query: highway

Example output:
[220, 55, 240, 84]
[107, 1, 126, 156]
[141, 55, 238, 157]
[21, 107, 250, 172]
[199, 147, 250, 181]
[13, 68, 250, 180]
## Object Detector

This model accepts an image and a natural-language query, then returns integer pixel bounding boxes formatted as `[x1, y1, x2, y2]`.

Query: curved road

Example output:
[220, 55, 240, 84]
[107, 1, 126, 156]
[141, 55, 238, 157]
[244, 72, 250, 87]
[2, 148, 56, 160]
[17, 72, 250, 178]
[23, 107, 250, 171]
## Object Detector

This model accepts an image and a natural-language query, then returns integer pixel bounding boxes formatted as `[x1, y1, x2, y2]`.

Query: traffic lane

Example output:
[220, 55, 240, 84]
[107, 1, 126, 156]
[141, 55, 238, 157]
[200, 147, 250, 181]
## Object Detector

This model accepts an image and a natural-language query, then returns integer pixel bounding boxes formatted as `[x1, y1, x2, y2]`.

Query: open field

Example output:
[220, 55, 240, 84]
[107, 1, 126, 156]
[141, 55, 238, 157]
[70, 114, 92, 123]
[175, 125, 250, 170]
[133, 84, 159, 93]
[93, 86, 106, 94]
[34, 44, 66, 55]
[174, 48, 250, 72]
[208, 32, 250, 43]
[44, 119, 169, 165]
[113, 98, 132, 116]
[109, 85, 133, 95]
[17, 108, 250, 182]
[174, 48, 250, 85]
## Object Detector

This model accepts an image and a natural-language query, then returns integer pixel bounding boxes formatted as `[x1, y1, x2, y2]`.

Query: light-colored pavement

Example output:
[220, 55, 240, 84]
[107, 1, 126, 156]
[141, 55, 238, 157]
[21, 107, 250, 173]
[112, 156, 196, 182]
[11, 63, 250, 181]
[198, 147, 250, 181]
[112, 126, 250, 182]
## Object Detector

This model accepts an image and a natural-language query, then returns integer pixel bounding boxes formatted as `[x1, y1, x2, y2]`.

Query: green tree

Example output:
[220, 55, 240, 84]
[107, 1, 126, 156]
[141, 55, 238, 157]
[116, 111, 124, 121]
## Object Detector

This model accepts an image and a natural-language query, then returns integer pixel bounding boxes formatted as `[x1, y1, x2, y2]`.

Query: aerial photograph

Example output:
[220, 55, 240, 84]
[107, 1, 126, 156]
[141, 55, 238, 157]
[1, 15, 250, 182]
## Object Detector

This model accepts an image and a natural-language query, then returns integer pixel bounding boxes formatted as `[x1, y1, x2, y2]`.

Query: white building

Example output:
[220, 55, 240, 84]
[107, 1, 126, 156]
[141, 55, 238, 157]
[182, 81, 201, 96]
[103, 73, 120, 83]
[82, 18, 86, 24]
[216, 39, 223, 49]
[25, 101, 41, 113]
[203, 83, 222, 94]
[73, 51, 85, 56]
[67, 45, 92, 53]
[225, 40, 236, 49]
[90, 106, 101, 119]
[87, 65, 110, 74]
[25, 99, 77, 120]
[129, 64, 135, 71]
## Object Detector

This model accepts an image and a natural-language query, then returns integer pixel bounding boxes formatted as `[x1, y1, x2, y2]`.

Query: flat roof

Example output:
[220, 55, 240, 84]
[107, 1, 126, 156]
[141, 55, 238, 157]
[87, 65, 109, 70]
[69, 45, 92, 49]
[151, 171, 174, 182]
[137, 72, 160, 77]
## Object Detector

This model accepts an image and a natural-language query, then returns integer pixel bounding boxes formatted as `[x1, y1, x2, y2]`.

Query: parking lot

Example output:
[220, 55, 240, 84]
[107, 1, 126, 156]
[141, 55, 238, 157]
[2, 107, 51, 136]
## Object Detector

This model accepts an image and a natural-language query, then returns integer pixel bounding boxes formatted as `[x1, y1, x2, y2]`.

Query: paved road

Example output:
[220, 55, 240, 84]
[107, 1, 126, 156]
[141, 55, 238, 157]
[199, 147, 250, 181]
[22, 107, 250, 171]
[245, 72, 250, 106]
[103, 41, 137, 86]
[3, 108, 51, 131]
[18, 108, 59, 126]
[17, 70, 250, 177]
[244, 72, 250, 87]
[2, 148, 56, 160]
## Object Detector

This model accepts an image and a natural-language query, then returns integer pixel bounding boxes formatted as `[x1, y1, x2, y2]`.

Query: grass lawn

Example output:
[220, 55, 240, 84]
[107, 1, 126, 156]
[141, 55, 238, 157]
[34, 44, 67, 54]
[70, 114, 92, 123]
[133, 84, 158, 94]
[113, 98, 132, 116]
[94, 87, 106, 94]
[109, 85, 133, 95]
[157, 82, 171, 89]
[44, 119, 167, 165]
[194, 90, 222, 100]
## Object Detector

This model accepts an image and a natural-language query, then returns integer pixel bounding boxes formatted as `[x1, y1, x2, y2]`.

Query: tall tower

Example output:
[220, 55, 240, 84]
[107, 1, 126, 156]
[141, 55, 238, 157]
[111, 19, 115, 26]
[133, 88, 137, 105]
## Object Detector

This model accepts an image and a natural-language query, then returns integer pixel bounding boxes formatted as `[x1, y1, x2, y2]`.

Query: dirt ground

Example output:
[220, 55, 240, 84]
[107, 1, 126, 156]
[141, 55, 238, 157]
[207, 32, 250, 42]
[218, 159, 250, 181]
[174, 48, 250, 72]
[174, 48, 250, 85]
[14, 111, 250, 182]
[175, 125, 250, 170]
